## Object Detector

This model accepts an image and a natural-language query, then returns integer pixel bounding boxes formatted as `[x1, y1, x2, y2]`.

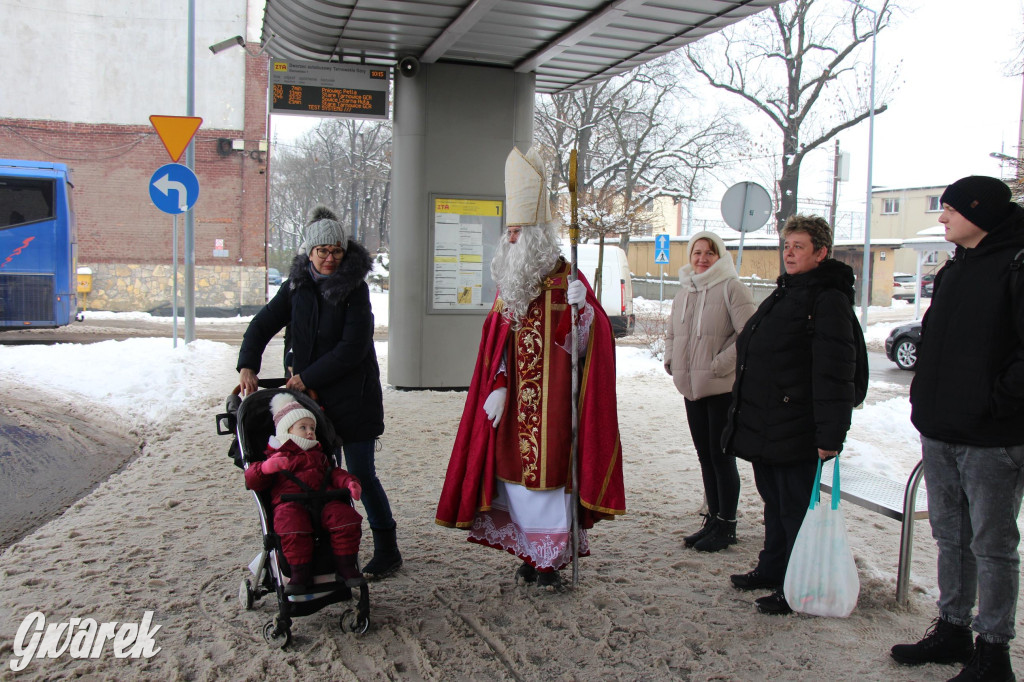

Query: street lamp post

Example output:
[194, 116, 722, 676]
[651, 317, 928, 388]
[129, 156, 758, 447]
[842, 0, 877, 328]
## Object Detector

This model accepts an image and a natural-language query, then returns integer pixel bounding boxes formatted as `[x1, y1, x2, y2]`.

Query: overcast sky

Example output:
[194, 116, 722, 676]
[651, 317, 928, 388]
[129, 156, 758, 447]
[265, 0, 1024, 212]
[832, 0, 1023, 201]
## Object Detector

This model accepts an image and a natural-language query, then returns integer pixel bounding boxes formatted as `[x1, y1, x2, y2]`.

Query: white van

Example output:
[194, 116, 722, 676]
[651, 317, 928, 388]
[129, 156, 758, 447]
[560, 242, 635, 337]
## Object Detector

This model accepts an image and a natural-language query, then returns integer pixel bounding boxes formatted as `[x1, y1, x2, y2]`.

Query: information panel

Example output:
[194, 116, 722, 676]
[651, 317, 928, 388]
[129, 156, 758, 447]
[429, 196, 504, 313]
[270, 60, 389, 119]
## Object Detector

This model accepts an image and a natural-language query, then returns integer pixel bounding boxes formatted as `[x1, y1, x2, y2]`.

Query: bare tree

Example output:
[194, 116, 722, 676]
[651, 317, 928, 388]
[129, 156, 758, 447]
[536, 53, 741, 255]
[269, 118, 392, 268]
[687, 0, 897, 242]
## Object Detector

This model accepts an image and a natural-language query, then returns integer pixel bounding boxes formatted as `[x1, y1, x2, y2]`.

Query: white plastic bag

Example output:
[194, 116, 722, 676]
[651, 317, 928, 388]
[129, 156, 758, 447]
[783, 459, 860, 617]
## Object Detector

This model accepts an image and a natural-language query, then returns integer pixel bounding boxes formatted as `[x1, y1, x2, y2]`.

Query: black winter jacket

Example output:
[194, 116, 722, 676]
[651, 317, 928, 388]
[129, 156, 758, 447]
[910, 203, 1024, 446]
[722, 258, 859, 465]
[236, 241, 385, 443]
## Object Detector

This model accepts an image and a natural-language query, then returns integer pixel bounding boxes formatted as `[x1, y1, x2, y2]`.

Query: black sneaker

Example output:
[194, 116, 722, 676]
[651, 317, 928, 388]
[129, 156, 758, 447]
[755, 590, 793, 616]
[890, 617, 975, 666]
[730, 567, 781, 591]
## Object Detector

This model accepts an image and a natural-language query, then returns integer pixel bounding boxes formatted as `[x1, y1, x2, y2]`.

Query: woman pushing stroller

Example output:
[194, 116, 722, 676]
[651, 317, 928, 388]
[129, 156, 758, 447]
[245, 393, 364, 591]
[237, 205, 402, 580]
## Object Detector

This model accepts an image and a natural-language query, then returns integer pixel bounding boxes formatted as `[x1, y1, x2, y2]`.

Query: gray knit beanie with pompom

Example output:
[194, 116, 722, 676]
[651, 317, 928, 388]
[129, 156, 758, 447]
[301, 206, 347, 254]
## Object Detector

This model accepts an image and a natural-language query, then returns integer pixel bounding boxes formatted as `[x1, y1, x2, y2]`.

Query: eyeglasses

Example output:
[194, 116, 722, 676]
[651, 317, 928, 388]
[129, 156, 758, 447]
[313, 246, 344, 259]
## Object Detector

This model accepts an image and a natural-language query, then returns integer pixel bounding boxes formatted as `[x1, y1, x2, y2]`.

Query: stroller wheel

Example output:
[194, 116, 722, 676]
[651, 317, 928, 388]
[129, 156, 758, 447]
[262, 617, 291, 648]
[239, 579, 254, 611]
[339, 608, 370, 634]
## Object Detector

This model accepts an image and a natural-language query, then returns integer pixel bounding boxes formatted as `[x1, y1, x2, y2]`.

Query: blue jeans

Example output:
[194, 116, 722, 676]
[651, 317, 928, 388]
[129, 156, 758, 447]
[342, 440, 395, 531]
[921, 435, 1024, 643]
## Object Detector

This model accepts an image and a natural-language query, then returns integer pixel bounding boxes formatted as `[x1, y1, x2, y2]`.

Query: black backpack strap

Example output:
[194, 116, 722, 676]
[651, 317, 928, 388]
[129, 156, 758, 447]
[804, 286, 868, 406]
[1011, 248, 1024, 284]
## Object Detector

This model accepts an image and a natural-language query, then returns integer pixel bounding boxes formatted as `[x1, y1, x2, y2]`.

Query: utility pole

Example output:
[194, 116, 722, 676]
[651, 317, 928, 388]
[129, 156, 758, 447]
[830, 139, 841, 226]
[1017, 70, 1023, 184]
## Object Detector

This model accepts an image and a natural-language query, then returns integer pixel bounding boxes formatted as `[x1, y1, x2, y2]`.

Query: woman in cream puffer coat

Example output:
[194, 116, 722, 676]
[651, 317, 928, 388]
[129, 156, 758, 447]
[664, 231, 755, 553]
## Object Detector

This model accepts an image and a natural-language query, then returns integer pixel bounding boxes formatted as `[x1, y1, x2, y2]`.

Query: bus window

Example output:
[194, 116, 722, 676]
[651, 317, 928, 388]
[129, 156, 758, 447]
[0, 177, 55, 229]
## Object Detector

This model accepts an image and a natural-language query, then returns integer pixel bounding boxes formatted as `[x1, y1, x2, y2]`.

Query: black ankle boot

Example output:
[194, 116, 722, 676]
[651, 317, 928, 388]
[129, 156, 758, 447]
[949, 636, 1015, 682]
[515, 561, 538, 585]
[694, 517, 737, 553]
[683, 514, 716, 548]
[363, 525, 403, 580]
[891, 617, 975, 666]
[536, 570, 563, 590]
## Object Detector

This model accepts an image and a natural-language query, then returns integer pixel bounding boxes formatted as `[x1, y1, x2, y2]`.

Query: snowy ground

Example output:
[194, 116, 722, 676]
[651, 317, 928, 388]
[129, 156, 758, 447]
[2, 294, 1020, 680]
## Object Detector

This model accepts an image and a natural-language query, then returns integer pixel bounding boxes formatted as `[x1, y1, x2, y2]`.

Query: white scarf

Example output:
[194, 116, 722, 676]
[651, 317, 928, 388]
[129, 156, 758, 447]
[676, 256, 740, 338]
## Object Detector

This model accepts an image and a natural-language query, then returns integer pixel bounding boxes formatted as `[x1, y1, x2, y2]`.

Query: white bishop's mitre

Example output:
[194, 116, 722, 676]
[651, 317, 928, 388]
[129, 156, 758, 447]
[504, 146, 553, 227]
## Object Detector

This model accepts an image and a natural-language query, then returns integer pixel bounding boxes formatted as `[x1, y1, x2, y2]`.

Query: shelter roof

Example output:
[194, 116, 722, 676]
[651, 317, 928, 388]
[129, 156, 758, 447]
[261, 0, 783, 94]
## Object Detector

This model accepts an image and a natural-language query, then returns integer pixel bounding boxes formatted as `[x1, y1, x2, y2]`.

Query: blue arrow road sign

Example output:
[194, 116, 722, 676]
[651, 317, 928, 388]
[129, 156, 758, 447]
[149, 163, 199, 214]
[655, 234, 670, 264]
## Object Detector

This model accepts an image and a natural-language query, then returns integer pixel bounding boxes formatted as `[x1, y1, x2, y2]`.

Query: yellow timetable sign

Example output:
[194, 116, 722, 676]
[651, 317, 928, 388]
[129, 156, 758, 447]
[435, 198, 503, 217]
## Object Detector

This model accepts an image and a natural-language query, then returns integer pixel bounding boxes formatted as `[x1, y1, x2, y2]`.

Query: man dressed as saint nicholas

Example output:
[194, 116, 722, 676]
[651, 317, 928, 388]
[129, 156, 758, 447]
[435, 146, 625, 588]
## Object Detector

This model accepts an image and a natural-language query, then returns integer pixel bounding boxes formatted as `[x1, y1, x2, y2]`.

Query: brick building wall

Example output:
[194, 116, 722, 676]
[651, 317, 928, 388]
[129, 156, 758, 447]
[0, 49, 269, 313]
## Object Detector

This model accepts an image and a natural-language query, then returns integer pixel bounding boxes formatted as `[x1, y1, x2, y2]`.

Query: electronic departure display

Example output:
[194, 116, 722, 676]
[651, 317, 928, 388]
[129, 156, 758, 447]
[269, 61, 389, 120]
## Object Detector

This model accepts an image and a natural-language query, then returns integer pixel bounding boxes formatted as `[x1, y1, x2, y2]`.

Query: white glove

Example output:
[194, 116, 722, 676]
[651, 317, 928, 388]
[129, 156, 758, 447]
[483, 387, 507, 428]
[567, 279, 586, 306]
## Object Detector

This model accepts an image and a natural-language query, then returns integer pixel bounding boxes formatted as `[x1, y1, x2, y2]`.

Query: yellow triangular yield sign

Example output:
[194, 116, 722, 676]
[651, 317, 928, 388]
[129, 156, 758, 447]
[149, 115, 203, 162]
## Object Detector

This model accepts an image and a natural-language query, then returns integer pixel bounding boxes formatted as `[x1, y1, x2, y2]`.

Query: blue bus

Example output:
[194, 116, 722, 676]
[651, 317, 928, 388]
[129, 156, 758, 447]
[0, 159, 77, 328]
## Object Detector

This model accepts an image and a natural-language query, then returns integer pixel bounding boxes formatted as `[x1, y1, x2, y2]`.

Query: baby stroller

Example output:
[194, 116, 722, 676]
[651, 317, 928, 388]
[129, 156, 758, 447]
[216, 382, 370, 648]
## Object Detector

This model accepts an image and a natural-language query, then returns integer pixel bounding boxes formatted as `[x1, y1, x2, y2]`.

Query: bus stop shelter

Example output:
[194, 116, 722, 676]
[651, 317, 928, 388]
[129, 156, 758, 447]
[261, 0, 783, 387]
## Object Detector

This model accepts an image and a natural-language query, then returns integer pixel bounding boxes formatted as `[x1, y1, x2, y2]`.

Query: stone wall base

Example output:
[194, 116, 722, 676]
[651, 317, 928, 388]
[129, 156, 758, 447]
[78, 263, 269, 313]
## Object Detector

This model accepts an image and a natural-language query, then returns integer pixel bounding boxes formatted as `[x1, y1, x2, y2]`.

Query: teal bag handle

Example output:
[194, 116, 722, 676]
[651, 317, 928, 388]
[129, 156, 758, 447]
[808, 458, 842, 510]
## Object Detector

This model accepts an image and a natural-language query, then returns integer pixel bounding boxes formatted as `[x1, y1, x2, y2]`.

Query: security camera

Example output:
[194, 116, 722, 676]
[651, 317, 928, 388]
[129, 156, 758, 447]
[209, 36, 245, 55]
[398, 56, 420, 78]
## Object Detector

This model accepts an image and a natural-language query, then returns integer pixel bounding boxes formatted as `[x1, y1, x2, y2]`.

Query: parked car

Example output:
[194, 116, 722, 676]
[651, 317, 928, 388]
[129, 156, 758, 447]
[267, 267, 282, 285]
[921, 273, 936, 298]
[891, 273, 918, 301]
[885, 321, 922, 370]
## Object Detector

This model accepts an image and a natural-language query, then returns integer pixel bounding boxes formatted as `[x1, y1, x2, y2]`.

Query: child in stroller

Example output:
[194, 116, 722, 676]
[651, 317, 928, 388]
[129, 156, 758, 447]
[245, 392, 365, 591]
[218, 385, 370, 648]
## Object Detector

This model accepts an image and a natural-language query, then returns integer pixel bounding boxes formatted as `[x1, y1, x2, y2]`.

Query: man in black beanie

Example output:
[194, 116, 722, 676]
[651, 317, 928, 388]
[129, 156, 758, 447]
[891, 176, 1024, 681]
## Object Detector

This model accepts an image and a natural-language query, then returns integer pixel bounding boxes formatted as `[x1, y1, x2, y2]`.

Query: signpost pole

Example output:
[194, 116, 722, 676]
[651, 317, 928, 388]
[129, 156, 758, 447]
[148, 117, 201, 347]
[184, 0, 197, 344]
[654, 233, 670, 304]
[173, 214, 179, 348]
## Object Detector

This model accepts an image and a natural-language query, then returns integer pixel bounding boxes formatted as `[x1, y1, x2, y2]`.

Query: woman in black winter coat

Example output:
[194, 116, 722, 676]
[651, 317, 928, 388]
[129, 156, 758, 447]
[237, 207, 402, 579]
[722, 214, 860, 616]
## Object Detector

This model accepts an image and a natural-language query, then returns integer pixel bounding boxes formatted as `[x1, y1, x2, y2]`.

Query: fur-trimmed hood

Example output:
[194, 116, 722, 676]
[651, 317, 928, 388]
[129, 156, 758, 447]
[287, 240, 374, 305]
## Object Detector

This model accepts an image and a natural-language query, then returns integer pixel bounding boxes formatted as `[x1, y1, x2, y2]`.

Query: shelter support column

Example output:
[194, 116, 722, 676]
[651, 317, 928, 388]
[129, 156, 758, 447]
[389, 63, 534, 388]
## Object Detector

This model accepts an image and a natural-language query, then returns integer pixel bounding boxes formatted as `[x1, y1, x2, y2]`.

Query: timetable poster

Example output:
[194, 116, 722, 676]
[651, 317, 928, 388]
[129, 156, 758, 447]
[430, 197, 503, 311]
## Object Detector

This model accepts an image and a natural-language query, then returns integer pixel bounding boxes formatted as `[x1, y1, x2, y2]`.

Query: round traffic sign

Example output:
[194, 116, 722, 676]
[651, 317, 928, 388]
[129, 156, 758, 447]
[720, 181, 772, 233]
[149, 163, 200, 214]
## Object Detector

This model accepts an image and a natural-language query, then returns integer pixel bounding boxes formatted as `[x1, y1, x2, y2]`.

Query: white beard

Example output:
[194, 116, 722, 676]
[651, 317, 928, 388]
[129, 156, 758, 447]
[491, 221, 562, 324]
